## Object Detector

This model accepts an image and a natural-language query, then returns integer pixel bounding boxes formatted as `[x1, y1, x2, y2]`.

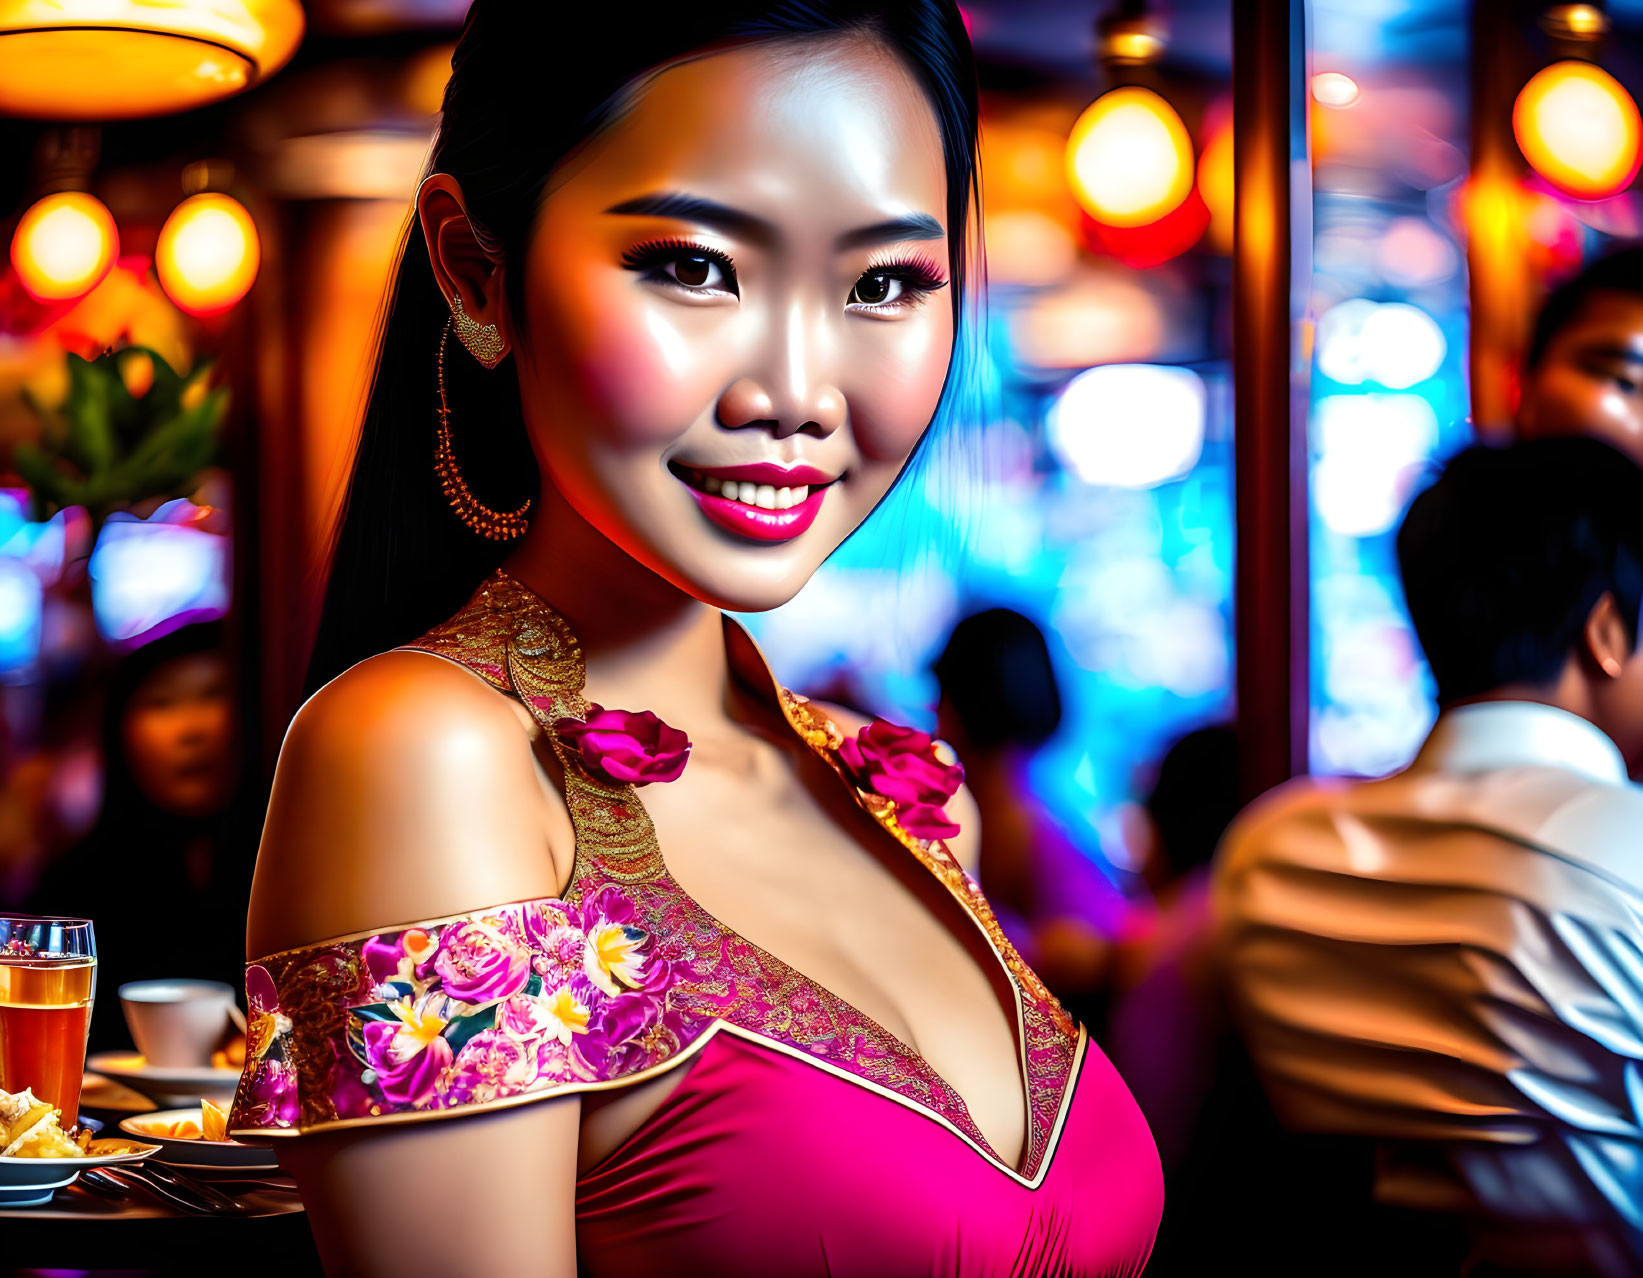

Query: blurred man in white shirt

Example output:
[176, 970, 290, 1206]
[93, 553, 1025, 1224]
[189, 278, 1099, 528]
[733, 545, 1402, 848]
[1217, 438, 1643, 1275]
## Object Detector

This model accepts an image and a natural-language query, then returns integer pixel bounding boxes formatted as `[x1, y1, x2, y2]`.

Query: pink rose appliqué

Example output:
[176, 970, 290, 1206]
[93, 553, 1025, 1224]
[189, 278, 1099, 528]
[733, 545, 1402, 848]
[838, 719, 965, 841]
[554, 704, 691, 786]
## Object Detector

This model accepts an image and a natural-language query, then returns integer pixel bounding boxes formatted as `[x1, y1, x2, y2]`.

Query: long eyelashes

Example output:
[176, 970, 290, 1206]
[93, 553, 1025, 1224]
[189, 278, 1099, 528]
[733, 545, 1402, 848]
[620, 237, 738, 291]
[847, 251, 952, 308]
[620, 237, 949, 309]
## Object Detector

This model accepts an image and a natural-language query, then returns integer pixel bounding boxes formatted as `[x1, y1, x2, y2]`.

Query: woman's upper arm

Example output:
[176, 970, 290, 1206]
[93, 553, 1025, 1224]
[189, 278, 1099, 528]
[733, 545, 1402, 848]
[247, 649, 569, 959]
[277, 1093, 581, 1278]
[245, 650, 580, 1277]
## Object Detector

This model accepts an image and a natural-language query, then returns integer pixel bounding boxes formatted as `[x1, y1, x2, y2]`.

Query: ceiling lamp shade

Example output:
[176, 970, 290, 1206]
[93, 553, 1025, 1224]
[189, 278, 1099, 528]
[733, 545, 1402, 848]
[10, 191, 118, 302]
[155, 193, 260, 317]
[0, 0, 303, 120]
[1513, 60, 1642, 200]
[1066, 86, 1195, 228]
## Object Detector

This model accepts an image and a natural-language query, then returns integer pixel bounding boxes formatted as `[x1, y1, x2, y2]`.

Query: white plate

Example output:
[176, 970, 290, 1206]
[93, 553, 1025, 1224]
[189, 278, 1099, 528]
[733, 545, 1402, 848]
[0, 1169, 79, 1207]
[86, 1051, 241, 1106]
[118, 1108, 278, 1169]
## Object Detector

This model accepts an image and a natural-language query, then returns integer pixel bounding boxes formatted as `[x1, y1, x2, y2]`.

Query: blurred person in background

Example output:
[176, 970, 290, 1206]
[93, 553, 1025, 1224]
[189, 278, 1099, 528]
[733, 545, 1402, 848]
[1517, 244, 1643, 466]
[932, 608, 1127, 1010]
[1216, 437, 1643, 1275]
[26, 620, 254, 1054]
[1104, 724, 1239, 1172]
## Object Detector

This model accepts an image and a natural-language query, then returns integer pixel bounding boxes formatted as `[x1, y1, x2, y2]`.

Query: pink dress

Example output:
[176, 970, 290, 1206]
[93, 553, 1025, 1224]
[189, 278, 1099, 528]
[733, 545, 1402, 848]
[228, 570, 1162, 1276]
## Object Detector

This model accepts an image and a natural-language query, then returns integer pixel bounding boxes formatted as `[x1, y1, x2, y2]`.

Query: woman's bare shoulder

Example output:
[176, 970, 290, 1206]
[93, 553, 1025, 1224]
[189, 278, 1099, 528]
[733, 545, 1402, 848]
[246, 649, 570, 959]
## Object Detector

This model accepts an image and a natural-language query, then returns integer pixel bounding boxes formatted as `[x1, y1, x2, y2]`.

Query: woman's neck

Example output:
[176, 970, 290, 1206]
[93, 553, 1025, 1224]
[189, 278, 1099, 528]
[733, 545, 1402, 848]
[499, 485, 733, 733]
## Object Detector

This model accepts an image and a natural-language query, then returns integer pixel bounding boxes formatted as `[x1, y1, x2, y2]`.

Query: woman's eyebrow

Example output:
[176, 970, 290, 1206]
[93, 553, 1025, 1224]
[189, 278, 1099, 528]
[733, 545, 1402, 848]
[604, 191, 943, 249]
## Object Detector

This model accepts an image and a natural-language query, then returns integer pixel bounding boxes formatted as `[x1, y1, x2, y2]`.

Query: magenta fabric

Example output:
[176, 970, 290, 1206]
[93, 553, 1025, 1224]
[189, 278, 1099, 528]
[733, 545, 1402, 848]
[577, 1032, 1163, 1277]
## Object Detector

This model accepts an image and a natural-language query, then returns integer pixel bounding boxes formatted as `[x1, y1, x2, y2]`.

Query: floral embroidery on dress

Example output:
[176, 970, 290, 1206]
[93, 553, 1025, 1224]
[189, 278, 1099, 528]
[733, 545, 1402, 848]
[230, 887, 682, 1128]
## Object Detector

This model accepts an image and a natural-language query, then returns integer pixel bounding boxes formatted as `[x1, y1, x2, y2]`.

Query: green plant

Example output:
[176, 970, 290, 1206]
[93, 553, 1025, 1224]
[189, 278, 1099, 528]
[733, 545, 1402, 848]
[14, 345, 228, 530]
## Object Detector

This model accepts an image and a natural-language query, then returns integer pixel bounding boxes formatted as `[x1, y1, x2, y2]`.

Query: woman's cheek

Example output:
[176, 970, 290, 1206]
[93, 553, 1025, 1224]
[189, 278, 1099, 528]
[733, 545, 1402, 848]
[563, 290, 726, 448]
[847, 321, 953, 462]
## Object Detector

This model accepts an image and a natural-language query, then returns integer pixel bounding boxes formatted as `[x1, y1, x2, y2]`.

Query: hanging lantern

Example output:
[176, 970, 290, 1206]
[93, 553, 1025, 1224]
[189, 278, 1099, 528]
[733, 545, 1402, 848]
[155, 193, 261, 317]
[0, 0, 303, 120]
[10, 191, 119, 303]
[1066, 86, 1195, 228]
[1513, 60, 1642, 200]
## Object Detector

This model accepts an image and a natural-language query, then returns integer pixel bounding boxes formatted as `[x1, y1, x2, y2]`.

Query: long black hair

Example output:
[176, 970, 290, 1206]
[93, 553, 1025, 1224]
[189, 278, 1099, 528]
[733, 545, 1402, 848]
[302, 1, 984, 699]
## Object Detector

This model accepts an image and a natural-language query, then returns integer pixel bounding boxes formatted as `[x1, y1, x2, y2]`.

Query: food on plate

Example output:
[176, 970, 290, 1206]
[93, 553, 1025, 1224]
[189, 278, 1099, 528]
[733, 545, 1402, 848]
[0, 1086, 82, 1158]
[201, 1098, 228, 1142]
[138, 1100, 234, 1143]
[84, 1136, 149, 1156]
[210, 1034, 247, 1070]
[141, 1116, 203, 1139]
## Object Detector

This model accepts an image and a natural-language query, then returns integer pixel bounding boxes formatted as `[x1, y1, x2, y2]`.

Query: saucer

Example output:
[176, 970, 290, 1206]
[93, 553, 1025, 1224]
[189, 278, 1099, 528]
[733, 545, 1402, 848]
[86, 1051, 240, 1108]
[118, 1108, 280, 1171]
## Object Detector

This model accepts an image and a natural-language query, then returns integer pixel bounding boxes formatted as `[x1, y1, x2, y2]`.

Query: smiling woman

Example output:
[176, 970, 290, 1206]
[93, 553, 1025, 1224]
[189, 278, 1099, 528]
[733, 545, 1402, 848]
[236, 5, 1162, 1277]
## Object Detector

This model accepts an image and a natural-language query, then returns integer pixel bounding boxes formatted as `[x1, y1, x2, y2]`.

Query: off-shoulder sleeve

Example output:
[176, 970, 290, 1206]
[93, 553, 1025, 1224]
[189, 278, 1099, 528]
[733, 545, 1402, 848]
[227, 891, 679, 1140]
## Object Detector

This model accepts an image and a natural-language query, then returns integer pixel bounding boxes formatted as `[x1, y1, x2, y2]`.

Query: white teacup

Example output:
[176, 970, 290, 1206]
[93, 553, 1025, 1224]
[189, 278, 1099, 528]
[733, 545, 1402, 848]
[119, 980, 238, 1069]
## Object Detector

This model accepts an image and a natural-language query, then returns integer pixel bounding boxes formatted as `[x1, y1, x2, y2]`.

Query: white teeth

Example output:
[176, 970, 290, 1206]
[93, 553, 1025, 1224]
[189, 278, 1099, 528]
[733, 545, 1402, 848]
[686, 470, 815, 509]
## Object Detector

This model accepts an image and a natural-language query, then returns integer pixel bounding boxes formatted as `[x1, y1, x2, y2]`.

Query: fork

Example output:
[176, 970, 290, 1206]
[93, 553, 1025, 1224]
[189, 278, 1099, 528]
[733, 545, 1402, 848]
[83, 1164, 247, 1215]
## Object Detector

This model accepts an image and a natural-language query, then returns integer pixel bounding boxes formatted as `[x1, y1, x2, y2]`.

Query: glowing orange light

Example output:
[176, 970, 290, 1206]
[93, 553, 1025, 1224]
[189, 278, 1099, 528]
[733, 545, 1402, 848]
[1514, 61, 1642, 200]
[1066, 86, 1194, 228]
[1197, 122, 1235, 253]
[0, 1, 304, 120]
[1311, 72, 1360, 108]
[155, 193, 261, 317]
[10, 192, 119, 302]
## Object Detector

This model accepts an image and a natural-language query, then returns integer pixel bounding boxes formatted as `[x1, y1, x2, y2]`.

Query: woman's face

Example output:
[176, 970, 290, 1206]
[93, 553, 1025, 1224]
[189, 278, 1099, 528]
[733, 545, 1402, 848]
[122, 651, 235, 819]
[510, 34, 956, 612]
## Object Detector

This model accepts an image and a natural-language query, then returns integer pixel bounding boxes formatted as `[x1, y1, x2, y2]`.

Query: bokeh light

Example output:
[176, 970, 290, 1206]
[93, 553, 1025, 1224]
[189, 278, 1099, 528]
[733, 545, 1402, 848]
[1317, 299, 1446, 388]
[1066, 87, 1195, 228]
[9, 192, 119, 302]
[1312, 72, 1361, 108]
[1312, 393, 1439, 537]
[1513, 60, 1642, 200]
[155, 193, 262, 316]
[1048, 364, 1206, 488]
[88, 501, 230, 644]
[1197, 120, 1235, 253]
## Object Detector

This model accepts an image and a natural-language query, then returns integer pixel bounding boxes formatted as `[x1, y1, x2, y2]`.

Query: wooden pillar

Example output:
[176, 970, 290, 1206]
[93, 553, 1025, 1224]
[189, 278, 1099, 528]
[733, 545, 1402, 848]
[1233, 0, 1313, 801]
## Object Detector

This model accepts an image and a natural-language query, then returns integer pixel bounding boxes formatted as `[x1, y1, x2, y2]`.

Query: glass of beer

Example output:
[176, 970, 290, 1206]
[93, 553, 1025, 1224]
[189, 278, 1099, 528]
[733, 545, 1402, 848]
[0, 914, 96, 1127]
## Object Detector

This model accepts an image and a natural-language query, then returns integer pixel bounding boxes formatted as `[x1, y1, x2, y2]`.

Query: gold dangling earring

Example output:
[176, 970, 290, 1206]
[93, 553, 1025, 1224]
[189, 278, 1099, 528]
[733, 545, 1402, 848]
[434, 311, 530, 541]
[451, 291, 505, 370]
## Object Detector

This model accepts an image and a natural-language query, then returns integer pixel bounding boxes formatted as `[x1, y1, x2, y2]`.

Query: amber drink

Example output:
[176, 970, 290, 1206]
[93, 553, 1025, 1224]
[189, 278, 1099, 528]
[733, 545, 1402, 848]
[0, 916, 96, 1127]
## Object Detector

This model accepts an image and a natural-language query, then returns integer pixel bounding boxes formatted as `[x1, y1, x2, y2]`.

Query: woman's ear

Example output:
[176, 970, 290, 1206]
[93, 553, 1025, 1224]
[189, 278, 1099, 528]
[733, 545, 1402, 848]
[1584, 591, 1632, 680]
[416, 172, 511, 353]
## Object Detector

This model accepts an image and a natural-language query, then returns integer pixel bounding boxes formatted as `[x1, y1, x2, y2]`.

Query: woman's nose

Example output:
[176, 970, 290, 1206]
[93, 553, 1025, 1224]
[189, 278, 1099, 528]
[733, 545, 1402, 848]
[717, 376, 846, 439]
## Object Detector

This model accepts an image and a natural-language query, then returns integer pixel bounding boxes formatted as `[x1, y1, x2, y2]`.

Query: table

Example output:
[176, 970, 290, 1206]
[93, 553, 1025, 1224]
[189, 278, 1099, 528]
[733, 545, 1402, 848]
[0, 1179, 320, 1271]
[0, 1075, 323, 1275]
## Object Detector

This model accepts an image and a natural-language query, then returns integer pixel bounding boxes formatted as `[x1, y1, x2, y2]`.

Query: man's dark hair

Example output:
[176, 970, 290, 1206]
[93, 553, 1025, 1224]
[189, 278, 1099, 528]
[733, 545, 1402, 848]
[1526, 244, 1643, 368]
[1397, 437, 1643, 705]
[933, 608, 1062, 749]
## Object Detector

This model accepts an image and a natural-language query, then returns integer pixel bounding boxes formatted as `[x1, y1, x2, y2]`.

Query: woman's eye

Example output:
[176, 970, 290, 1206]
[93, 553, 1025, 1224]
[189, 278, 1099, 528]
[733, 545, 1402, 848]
[667, 254, 728, 291]
[851, 272, 902, 307]
[621, 239, 738, 297]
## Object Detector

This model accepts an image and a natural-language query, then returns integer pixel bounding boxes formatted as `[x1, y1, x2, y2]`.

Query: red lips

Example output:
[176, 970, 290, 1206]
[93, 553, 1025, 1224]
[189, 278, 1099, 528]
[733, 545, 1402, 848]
[672, 461, 840, 543]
